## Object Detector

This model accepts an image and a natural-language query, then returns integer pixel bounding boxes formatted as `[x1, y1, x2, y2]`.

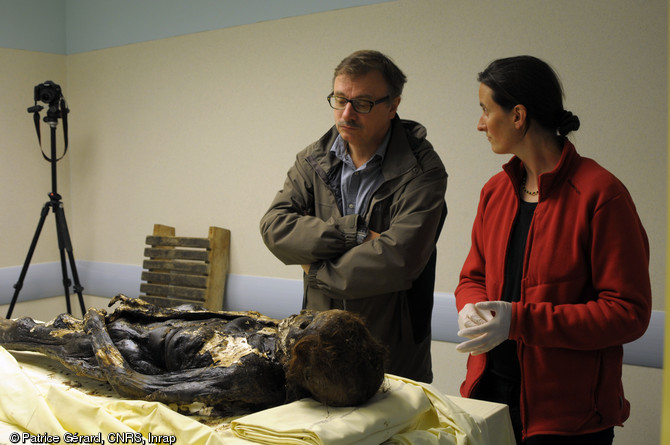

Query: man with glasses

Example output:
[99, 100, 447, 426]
[260, 50, 447, 383]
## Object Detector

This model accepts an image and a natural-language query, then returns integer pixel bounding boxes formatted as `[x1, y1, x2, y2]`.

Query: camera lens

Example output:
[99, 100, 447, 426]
[39, 90, 55, 102]
[35, 82, 62, 104]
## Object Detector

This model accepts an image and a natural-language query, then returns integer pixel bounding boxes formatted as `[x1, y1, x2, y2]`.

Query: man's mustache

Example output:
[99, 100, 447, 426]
[337, 121, 362, 129]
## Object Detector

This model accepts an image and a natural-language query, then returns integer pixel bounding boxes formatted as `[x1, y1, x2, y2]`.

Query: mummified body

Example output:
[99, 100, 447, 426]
[0, 295, 386, 416]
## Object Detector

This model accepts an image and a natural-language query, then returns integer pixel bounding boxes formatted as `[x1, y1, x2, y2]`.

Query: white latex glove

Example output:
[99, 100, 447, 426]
[456, 301, 512, 355]
[457, 303, 491, 331]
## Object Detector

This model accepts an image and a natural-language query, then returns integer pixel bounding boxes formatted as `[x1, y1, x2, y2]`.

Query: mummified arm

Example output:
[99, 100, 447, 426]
[106, 294, 279, 327]
[83, 308, 287, 413]
[0, 314, 105, 380]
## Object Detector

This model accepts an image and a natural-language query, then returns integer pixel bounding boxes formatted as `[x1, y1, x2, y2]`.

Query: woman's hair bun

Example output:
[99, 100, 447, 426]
[558, 110, 580, 136]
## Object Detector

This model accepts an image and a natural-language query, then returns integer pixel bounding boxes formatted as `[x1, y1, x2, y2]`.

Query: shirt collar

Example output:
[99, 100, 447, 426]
[330, 129, 391, 166]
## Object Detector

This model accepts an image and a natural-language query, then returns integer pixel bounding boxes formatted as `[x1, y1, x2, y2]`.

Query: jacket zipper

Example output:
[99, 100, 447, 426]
[518, 196, 537, 441]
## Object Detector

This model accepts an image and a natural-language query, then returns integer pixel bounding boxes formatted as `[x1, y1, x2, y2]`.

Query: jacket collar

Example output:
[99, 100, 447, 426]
[503, 138, 580, 201]
[381, 115, 421, 181]
[316, 115, 423, 182]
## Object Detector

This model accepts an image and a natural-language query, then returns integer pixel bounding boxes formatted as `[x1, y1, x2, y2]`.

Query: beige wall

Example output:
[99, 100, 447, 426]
[2, 1, 665, 309]
[0, 49, 67, 267]
[663, 2, 670, 443]
[0, 2, 666, 442]
[58, 0, 668, 309]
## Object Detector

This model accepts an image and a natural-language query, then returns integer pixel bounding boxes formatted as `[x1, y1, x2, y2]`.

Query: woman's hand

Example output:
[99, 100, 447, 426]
[456, 301, 512, 355]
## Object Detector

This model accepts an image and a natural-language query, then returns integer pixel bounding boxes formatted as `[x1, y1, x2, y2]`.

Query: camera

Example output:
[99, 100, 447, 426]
[34, 81, 62, 105]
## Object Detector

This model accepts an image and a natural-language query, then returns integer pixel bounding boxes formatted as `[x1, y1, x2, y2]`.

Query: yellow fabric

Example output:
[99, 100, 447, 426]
[230, 375, 506, 445]
[0, 348, 67, 437]
[385, 376, 483, 445]
[0, 346, 226, 445]
[231, 376, 436, 445]
[0, 347, 515, 445]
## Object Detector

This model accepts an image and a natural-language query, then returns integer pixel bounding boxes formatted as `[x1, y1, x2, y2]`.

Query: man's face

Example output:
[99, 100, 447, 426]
[332, 71, 399, 154]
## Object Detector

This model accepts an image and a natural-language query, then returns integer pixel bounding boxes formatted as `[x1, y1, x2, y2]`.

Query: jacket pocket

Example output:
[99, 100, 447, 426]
[522, 347, 602, 434]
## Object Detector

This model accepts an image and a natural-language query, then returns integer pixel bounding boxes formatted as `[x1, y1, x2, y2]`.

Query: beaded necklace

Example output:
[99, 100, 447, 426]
[521, 175, 539, 196]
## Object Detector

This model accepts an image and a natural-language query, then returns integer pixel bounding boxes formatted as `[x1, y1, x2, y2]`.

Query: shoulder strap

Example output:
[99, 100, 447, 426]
[30, 98, 69, 162]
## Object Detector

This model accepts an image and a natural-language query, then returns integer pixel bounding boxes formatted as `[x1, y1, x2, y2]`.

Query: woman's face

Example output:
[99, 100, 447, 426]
[477, 83, 519, 155]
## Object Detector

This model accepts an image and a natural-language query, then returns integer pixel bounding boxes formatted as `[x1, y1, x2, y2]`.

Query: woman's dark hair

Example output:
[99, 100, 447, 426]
[284, 309, 386, 407]
[478, 55, 580, 136]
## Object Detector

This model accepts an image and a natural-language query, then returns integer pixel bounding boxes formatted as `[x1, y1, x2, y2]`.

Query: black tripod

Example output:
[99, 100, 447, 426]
[6, 83, 85, 318]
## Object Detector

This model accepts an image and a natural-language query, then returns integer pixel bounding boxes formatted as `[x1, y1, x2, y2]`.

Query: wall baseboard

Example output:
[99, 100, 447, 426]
[0, 261, 663, 368]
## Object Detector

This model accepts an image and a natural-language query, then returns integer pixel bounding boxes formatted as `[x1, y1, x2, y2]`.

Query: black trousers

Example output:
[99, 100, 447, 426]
[472, 371, 614, 445]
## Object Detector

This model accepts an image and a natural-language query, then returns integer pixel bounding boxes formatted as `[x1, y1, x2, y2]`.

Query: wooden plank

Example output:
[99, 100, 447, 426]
[143, 248, 209, 261]
[140, 283, 206, 301]
[141, 271, 208, 289]
[149, 225, 176, 277]
[142, 260, 209, 275]
[153, 225, 175, 237]
[204, 226, 231, 311]
[145, 236, 211, 249]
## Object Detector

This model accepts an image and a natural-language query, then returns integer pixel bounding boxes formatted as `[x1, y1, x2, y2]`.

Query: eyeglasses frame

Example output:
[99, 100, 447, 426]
[326, 93, 391, 114]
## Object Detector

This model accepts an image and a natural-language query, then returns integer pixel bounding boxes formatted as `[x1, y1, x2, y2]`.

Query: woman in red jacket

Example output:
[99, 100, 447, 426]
[455, 56, 651, 445]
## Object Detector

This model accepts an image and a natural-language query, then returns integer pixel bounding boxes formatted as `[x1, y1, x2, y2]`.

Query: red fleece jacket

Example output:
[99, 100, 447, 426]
[455, 140, 651, 438]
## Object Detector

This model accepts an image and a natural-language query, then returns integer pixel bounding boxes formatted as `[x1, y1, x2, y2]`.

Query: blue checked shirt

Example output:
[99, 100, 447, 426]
[330, 130, 391, 217]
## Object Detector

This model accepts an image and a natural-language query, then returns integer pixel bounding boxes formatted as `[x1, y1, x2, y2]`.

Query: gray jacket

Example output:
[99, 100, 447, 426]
[260, 116, 448, 382]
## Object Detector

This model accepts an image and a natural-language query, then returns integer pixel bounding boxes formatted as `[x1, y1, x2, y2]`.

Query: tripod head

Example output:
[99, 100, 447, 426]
[27, 80, 70, 162]
[28, 81, 69, 128]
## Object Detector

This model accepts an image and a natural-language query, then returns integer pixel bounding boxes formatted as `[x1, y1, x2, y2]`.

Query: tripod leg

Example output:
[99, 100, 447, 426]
[53, 202, 86, 316]
[6, 203, 51, 319]
[56, 247, 72, 315]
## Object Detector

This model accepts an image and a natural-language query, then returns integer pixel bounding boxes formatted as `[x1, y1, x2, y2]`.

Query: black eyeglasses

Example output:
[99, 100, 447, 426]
[327, 93, 390, 114]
